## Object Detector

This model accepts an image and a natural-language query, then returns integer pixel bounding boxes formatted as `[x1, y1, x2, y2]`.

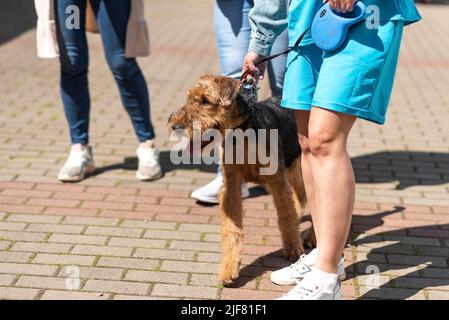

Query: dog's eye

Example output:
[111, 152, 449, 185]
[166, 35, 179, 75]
[193, 97, 207, 105]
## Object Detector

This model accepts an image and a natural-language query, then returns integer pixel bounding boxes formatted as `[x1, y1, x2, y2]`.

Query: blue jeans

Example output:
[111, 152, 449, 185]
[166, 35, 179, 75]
[214, 0, 288, 95]
[214, 0, 288, 176]
[55, 0, 154, 145]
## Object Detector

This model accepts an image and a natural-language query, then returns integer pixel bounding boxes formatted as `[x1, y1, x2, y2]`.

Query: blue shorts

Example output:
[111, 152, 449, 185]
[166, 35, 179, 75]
[281, 20, 404, 124]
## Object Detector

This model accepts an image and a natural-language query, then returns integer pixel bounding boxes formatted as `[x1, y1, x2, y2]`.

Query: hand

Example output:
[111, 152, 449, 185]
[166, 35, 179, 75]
[242, 51, 268, 81]
[327, 0, 356, 13]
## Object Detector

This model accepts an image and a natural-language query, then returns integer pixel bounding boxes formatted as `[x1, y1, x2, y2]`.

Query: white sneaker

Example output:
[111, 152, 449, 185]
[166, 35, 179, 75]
[277, 268, 341, 300]
[136, 140, 163, 181]
[58, 144, 95, 182]
[191, 175, 250, 204]
[270, 249, 346, 285]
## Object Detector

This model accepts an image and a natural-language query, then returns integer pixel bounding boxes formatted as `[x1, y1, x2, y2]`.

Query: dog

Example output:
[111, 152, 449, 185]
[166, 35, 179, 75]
[168, 75, 310, 285]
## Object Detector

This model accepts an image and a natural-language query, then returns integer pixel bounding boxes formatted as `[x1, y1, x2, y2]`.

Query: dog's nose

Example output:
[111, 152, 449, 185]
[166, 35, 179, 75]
[171, 124, 185, 131]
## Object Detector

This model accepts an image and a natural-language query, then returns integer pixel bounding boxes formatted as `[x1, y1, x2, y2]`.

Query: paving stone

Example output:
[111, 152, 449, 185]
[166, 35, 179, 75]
[11, 242, 72, 254]
[97, 257, 158, 270]
[113, 294, 175, 300]
[48, 234, 108, 245]
[0, 287, 39, 300]
[26, 223, 85, 234]
[0, 222, 28, 231]
[0, 274, 15, 286]
[58, 266, 124, 281]
[125, 270, 188, 285]
[83, 279, 150, 295]
[0, 204, 44, 215]
[0, 251, 33, 263]
[152, 284, 218, 299]
[62, 216, 119, 227]
[170, 240, 221, 252]
[0, 230, 47, 242]
[0, 263, 58, 276]
[190, 274, 219, 287]
[85, 226, 143, 238]
[143, 229, 200, 241]
[0, 240, 11, 251]
[41, 290, 110, 300]
[220, 288, 279, 300]
[426, 290, 449, 300]
[358, 286, 426, 300]
[33, 253, 96, 266]
[7, 214, 62, 224]
[44, 207, 100, 217]
[108, 237, 167, 249]
[16, 276, 69, 290]
[71, 245, 133, 257]
[196, 252, 222, 263]
[394, 277, 449, 291]
[356, 262, 422, 278]
[120, 220, 177, 230]
[383, 235, 443, 247]
[178, 223, 221, 233]
[422, 267, 449, 279]
[388, 254, 448, 268]
[160, 261, 220, 274]
[133, 248, 195, 261]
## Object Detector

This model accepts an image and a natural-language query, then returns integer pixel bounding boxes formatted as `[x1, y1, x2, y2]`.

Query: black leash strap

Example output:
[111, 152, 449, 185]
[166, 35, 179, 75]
[255, 26, 311, 67]
[241, 26, 310, 82]
[241, 0, 333, 82]
[246, 0, 331, 72]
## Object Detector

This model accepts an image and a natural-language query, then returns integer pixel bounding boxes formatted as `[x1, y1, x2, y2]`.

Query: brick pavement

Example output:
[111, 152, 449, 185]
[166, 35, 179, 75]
[0, 1, 448, 300]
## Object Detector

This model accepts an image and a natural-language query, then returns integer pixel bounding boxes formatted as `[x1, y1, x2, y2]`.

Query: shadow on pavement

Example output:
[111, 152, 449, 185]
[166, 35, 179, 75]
[93, 150, 449, 191]
[351, 151, 449, 189]
[236, 206, 449, 299]
[90, 149, 448, 299]
[348, 207, 449, 300]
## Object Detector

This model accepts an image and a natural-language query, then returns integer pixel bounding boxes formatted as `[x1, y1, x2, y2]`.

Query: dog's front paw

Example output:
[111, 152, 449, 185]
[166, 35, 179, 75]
[283, 243, 304, 262]
[301, 227, 317, 249]
[218, 263, 240, 286]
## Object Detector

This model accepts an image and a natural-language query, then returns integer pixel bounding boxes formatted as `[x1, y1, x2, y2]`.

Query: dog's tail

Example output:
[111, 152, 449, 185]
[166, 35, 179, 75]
[286, 158, 307, 210]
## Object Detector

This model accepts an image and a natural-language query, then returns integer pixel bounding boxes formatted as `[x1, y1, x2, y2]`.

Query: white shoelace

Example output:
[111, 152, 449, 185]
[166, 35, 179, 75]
[290, 254, 307, 269]
[289, 254, 312, 274]
[282, 284, 316, 300]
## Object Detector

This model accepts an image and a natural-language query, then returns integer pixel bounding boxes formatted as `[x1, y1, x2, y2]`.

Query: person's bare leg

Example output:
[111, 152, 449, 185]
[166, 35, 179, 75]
[308, 107, 356, 274]
[295, 110, 320, 249]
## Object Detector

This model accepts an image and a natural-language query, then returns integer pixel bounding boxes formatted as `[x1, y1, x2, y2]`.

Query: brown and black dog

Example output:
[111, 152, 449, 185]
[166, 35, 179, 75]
[169, 75, 312, 285]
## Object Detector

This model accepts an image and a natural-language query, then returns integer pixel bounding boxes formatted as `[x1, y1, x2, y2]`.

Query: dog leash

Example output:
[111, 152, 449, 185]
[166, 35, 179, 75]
[241, 0, 332, 83]
[256, 26, 310, 68]
[241, 26, 310, 83]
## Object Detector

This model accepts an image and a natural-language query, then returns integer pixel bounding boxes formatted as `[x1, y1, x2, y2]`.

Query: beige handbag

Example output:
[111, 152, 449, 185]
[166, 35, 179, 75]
[86, 1, 99, 33]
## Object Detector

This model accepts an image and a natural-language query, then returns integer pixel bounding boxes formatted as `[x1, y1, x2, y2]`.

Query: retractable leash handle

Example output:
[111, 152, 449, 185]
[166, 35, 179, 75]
[241, 1, 329, 82]
[311, 1, 366, 51]
[241, 0, 365, 81]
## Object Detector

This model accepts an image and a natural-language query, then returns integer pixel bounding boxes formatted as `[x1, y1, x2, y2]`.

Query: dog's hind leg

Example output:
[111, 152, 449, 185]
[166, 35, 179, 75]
[218, 168, 244, 285]
[267, 174, 303, 261]
[286, 158, 307, 209]
[287, 158, 317, 248]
